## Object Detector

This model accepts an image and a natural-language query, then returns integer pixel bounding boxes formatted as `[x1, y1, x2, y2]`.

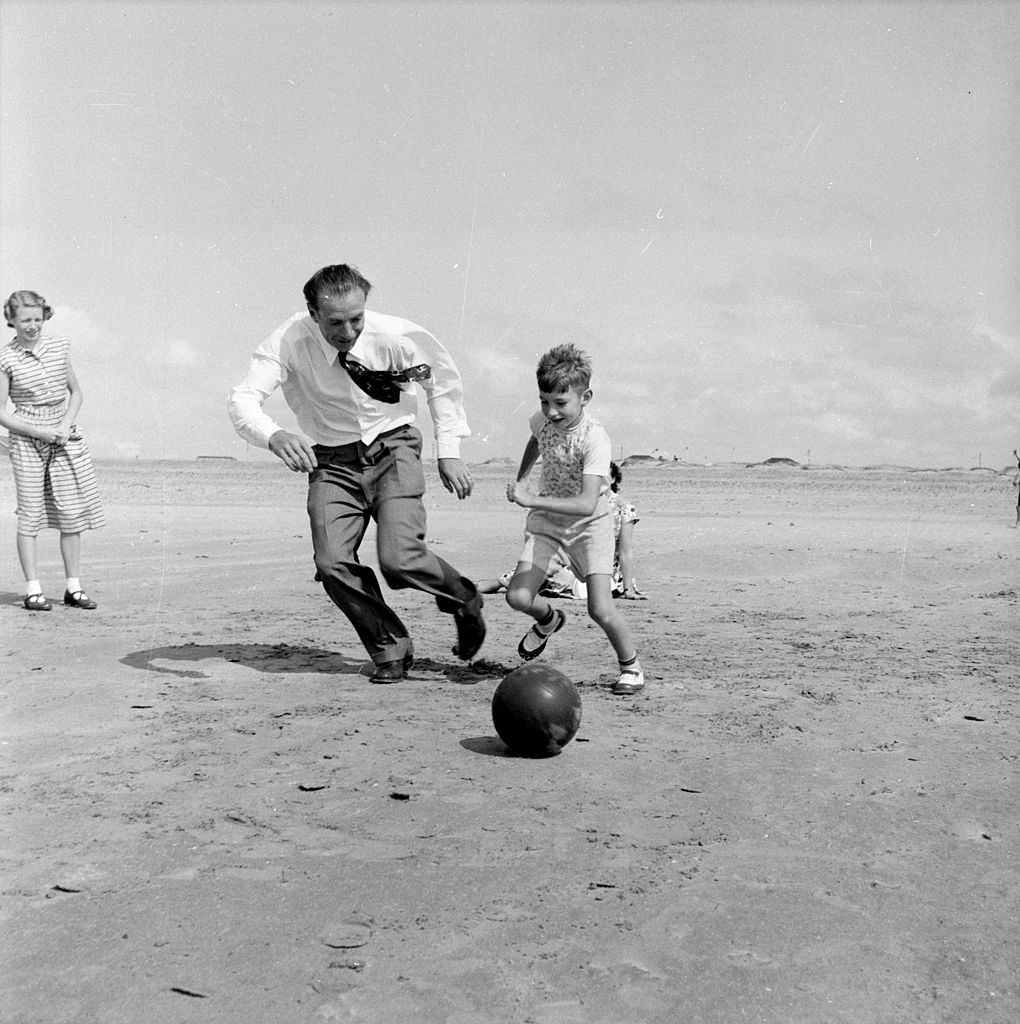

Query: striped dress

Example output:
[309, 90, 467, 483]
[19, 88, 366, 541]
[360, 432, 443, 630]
[0, 335, 105, 535]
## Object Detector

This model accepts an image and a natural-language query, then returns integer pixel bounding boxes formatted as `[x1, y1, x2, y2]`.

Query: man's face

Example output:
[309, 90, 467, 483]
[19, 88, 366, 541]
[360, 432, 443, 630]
[309, 289, 366, 355]
[539, 385, 590, 432]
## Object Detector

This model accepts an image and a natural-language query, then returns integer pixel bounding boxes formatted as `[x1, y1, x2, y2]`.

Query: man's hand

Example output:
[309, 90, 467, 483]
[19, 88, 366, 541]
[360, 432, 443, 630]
[438, 457, 473, 499]
[269, 430, 317, 472]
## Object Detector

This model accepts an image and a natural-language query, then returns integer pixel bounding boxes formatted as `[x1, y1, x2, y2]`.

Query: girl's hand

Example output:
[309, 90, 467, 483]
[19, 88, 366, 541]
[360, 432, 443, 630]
[39, 426, 69, 444]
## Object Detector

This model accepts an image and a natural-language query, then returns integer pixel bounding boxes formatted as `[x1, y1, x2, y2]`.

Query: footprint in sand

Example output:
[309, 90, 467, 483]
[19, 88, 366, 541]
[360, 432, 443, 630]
[320, 911, 373, 949]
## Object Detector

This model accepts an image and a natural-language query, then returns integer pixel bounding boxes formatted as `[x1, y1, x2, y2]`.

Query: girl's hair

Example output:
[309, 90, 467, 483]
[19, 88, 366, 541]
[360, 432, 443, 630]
[536, 343, 592, 393]
[610, 461, 622, 492]
[303, 264, 372, 312]
[4, 290, 53, 327]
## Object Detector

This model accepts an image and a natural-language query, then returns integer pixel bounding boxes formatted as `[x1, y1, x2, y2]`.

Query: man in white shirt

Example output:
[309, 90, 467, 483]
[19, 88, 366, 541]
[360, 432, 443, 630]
[228, 264, 485, 683]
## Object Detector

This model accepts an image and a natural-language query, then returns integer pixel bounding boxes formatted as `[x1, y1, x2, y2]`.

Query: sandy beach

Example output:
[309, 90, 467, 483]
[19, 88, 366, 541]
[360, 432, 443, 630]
[1, 457, 1017, 1023]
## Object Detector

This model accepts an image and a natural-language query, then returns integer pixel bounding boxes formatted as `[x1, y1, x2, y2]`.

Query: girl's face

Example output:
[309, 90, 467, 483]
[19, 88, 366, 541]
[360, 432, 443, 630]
[11, 306, 44, 346]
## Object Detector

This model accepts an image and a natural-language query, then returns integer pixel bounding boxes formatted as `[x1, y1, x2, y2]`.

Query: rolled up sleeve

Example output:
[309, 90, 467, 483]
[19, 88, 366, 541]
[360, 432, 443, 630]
[227, 347, 287, 449]
[406, 330, 471, 459]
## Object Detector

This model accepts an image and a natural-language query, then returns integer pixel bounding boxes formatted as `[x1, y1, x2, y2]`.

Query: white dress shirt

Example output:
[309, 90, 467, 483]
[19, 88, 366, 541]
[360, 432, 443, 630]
[228, 310, 471, 458]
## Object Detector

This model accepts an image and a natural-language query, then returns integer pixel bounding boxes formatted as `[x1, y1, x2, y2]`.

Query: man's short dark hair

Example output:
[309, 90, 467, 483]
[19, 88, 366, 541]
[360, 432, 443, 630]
[303, 264, 372, 311]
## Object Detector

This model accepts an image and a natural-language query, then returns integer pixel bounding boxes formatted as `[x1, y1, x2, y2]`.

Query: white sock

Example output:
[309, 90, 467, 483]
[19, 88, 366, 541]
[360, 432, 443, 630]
[26, 580, 42, 597]
[66, 577, 81, 594]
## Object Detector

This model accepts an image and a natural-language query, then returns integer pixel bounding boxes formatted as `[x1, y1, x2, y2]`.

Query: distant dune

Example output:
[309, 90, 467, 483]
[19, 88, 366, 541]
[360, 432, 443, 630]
[747, 457, 800, 468]
[620, 454, 664, 467]
[616, 454, 1017, 476]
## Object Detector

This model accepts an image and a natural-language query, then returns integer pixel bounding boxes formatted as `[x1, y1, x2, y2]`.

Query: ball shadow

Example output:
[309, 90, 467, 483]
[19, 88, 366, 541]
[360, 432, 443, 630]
[460, 736, 564, 759]
[460, 736, 512, 757]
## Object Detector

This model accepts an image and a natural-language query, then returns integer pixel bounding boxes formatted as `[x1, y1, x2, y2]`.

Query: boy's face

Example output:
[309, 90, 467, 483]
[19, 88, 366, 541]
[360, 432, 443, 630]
[539, 385, 591, 432]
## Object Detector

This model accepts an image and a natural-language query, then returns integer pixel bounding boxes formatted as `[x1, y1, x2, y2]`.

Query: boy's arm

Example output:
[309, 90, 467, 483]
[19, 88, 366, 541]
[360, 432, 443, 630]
[506, 436, 540, 505]
[516, 436, 539, 480]
[508, 472, 603, 517]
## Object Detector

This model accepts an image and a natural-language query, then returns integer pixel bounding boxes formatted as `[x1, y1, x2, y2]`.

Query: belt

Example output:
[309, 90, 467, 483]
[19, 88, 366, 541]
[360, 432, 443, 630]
[313, 426, 410, 466]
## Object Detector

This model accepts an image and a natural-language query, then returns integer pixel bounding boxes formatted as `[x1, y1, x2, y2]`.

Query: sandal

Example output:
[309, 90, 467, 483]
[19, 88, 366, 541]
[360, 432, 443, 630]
[518, 608, 565, 661]
[24, 593, 52, 612]
[64, 590, 97, 610]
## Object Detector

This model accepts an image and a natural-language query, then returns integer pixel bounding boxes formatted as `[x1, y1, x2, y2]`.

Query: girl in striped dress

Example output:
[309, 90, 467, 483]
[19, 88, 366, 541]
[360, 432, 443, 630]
[0, 291, 104, 611]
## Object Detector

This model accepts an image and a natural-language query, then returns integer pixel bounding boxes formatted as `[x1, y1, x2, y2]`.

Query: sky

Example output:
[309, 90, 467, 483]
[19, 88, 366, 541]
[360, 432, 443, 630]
[2, 0, 1017, 467]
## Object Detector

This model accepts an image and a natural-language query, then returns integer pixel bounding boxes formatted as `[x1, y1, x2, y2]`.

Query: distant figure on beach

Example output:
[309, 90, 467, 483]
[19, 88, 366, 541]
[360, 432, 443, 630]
[478, 460, 647, 601]
[228, 263, 485, 684]
[0, 290, 104, 611]
[1012, 450, 1020, 528]
[605, 460, 646, 600]
[503, 344, 645, 695]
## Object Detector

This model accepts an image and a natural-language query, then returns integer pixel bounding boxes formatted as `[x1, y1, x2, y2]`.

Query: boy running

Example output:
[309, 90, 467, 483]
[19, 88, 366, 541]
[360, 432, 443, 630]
[504, 344, 644, 695]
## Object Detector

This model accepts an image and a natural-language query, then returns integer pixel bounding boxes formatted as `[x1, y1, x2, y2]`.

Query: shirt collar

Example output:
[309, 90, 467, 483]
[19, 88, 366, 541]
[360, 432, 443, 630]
[11, 335, 48, 357]
[558, 410, 589, 433]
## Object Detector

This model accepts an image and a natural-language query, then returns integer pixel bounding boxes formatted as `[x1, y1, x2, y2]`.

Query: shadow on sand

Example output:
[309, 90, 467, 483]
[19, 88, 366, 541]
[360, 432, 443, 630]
[120, 642, 362, 679]
[120, 645, 514, 684]
[460, 736, 513, 757]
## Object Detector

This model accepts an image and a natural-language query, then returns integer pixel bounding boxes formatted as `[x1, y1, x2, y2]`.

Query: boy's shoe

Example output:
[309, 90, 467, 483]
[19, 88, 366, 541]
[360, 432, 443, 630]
[518, 608, 566, 661]
[64, 590, 97, 610]
[612, 664, 645, 695]
[24, 593, 52, 611]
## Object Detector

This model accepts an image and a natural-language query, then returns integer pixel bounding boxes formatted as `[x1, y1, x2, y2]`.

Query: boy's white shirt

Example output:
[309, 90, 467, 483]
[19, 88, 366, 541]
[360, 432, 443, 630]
[528, 409, 612, 499]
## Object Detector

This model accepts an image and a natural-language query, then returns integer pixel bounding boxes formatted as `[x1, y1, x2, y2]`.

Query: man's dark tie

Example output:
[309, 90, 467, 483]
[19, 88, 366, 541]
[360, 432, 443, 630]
[339, 356, 432, 404]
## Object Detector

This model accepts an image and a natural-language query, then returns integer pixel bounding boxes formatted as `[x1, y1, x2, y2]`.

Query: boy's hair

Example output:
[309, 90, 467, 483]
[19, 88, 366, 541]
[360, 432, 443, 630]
[303, 264, 372, 312]
[4, 290, 53, 327]
[536, 343, 592, 393]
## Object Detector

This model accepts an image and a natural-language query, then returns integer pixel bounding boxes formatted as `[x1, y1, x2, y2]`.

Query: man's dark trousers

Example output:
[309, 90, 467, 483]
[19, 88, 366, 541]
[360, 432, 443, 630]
[307, 424, 480, 666]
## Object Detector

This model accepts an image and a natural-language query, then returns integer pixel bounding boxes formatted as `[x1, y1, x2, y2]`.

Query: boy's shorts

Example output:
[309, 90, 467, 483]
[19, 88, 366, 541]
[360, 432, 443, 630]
[519, 502, 614, 582]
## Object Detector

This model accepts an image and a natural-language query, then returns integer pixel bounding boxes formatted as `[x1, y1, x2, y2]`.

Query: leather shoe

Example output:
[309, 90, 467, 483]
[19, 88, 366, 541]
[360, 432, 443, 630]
[24, 593, 52, 611]
[370, 661, 404, 684]
[64, 590, 97, 610]
[452, 598, 486, 661]
[369, 651, 414, 685]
